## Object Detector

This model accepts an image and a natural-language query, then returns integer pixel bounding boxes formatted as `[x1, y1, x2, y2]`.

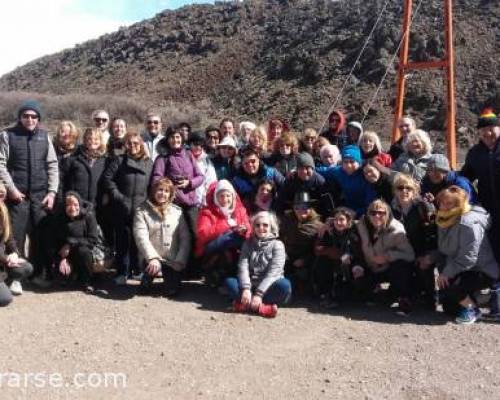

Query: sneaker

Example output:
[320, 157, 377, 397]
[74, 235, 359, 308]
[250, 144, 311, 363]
[258, 303, 278, 318]
[31, 274, 52, 288]
[114, 275, 127, 286]
[455, 306, 481, 325]
[9, 280, 23, 295]
[232, 300, 248, 313]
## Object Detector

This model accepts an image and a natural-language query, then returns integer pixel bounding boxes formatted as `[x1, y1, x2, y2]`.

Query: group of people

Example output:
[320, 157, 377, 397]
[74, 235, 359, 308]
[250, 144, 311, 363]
[0, 100, 499, 324]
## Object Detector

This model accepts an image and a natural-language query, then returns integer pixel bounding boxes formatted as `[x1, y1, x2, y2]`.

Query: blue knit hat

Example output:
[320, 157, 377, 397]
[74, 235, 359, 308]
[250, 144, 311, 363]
[341, 145, 362, 164]
[17, 100, 42, 121]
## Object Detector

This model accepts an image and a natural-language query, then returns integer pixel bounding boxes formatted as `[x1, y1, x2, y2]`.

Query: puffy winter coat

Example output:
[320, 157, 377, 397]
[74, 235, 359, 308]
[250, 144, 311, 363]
[391, 151, 432, 183]
[232, 164, 284, 205]
[133, 201, 191, 270]
[421, 171, 478, 204]
[102, 154, 153, 221]
[438, 206, 499, 280]
[195, 182, 251, 256]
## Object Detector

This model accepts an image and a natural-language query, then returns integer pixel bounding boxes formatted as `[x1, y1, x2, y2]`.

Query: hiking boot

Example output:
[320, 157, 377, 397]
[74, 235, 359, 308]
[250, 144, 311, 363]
[455, 306, 481, 325]
[232, 300, 249, 313]
[114, 274, 127, 286]
[258, 303, 278, 318]
[9, 280, 23, 295]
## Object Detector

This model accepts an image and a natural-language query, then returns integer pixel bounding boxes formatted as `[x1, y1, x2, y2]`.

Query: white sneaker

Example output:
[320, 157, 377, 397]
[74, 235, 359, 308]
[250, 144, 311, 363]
[9, 280, 23, 295]
[114, 275, 127, 286]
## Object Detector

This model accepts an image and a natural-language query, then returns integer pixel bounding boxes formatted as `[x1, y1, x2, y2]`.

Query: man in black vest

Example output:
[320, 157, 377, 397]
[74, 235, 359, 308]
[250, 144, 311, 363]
[0, 100, 59, 287]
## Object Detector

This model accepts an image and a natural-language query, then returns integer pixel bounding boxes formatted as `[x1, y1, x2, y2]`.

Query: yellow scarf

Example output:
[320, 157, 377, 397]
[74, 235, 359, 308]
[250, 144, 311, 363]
[436, 204, 471, 229]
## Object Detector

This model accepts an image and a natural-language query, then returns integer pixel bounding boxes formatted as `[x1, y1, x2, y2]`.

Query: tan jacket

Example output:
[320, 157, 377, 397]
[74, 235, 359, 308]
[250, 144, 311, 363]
[356, 216, 415, 273]
[133, 201, 191, 271]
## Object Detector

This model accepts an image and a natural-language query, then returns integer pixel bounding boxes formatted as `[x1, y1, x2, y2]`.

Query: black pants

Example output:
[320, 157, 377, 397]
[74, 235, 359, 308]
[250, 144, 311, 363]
[115, 223, 138, 277]
[361, 260, 413, 300]
[7, 194, 49, 276]
[65, 245, 93, 284]
[441, 271, 494, 308]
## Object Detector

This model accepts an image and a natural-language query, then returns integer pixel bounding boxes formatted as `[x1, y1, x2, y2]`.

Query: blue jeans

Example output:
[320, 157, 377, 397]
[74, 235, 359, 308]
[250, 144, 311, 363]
[225, 277, 292, 305]
[204, 231, 244, 255]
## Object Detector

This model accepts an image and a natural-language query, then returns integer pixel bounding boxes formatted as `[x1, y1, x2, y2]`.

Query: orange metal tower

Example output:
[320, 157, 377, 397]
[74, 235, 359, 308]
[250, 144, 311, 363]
[392, 0, 457, 168]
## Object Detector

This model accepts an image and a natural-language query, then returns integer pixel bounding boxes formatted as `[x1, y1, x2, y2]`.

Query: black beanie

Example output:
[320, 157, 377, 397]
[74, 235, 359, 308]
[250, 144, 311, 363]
[17, 100, 42, 121]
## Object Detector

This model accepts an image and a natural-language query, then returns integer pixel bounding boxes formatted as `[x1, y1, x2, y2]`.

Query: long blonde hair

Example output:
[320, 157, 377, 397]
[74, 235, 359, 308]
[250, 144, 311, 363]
[0, 183, 11, 242]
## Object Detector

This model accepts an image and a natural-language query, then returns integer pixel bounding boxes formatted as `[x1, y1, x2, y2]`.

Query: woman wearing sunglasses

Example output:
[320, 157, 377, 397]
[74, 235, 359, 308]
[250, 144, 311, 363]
[356, 199, 415, 315]
[391, 173, 438, 310]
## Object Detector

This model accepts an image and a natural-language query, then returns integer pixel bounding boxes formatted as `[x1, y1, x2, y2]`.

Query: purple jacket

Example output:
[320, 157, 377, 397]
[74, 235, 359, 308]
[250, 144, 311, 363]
[152, 148, 204, 207]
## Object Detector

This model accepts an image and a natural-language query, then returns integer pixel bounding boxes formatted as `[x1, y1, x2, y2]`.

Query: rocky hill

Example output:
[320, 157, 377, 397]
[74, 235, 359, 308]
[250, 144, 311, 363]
[0, 0, 498, 143]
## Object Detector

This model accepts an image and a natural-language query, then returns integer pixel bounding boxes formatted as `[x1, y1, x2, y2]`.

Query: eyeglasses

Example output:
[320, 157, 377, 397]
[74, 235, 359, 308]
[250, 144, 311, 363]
[304, 136, 316, 141]
[255, 223, 269, 228]
[208, 135, 219, 140]
[21, 113, 38, 120]
[147, 120, 160, 125]
[369, 210, 387, 217]
[396, 186, 414, 192]
[94, 118, 108, 123]
[293, 204, 310, 211]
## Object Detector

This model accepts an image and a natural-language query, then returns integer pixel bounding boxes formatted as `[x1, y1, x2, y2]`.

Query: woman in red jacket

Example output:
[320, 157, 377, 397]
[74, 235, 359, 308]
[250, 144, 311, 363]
[196, 180, 251, 288]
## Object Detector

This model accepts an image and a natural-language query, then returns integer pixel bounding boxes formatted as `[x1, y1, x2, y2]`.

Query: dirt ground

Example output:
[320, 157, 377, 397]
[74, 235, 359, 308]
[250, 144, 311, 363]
[1, 281, 499, 400]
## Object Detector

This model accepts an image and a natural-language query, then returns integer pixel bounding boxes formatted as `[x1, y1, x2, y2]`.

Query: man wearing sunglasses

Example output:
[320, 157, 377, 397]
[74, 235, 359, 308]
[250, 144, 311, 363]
[141, 112, 164, 161]
[0, 100, 59, 287]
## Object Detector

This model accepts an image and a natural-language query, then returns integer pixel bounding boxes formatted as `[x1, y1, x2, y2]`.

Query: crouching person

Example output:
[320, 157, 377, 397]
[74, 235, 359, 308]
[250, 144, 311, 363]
[225, 211, 291, 318]
[52, 192, 98, 293]
[435, 186, 499, 324]
[357, 199, 415, 315]
[0, 185, 33, 305]
[133, 178, 190, 297]
[313, 207, 365, 308]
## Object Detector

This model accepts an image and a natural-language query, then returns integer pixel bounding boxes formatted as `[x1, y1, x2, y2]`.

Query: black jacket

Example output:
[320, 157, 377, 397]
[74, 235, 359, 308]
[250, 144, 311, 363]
[62, 147, 107, 206]
[102, 154, 153, 220]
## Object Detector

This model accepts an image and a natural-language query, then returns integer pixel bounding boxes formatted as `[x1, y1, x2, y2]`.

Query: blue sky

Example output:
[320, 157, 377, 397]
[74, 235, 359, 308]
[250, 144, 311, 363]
[0, 0, 213, 77]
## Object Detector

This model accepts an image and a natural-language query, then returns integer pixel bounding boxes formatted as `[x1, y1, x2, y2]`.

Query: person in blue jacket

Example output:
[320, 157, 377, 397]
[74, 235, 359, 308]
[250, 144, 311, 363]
[232, 148, 284, 209]
[319, 145, 376, 217]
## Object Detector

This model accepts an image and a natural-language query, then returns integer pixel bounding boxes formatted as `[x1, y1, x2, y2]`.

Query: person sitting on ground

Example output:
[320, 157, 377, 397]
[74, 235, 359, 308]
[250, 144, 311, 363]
[356, 199, 415, 315]
[204, 125, 220, 158]
[389, 116, 416, 161]
[421, 154, 477, 205]
[434, 186, 499, 324]
[107, 118, 127, 158]
[319, 145, 377, 217]
[347, 121, 363, 145]
[320, 110, 349, 149]
[51, 191, 99, 293]
[196, 180, 251, 289]
[269, 131, 299, 178]
[276, 152, 330, 217]
[188, 131, 217, 206]
[212, 136, 240, 181]
[313, 207, 364, 308]
[232, 147, 284, 209]
[280, 192, 323, 295]
[225, 211, 291, 318]
[391, 173, 438, 309]
[391, 129, 433, 183]
[358, 130, 392, 168]
[103, 131, 153, 285]
[0, 182, 33, 305]
[134, 178, 191, 297]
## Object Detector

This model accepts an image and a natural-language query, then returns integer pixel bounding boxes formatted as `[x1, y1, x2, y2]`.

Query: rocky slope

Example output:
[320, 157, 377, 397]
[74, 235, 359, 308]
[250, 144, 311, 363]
[0, 0, 498, 141]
